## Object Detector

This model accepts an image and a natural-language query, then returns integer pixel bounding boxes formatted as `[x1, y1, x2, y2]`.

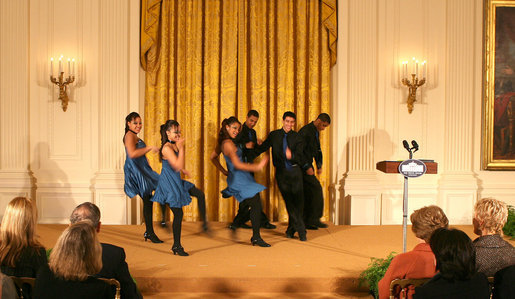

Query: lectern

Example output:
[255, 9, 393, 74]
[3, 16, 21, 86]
[376, 160, 438, 252]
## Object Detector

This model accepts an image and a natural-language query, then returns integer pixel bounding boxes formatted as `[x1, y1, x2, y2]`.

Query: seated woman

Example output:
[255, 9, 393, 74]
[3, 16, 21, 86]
[0, 197, 47, 298]
[378, 205, 449, 299]
[34, 221, 114, 299]
[473, 197, 515, 277]
[414, 228, 490, 299]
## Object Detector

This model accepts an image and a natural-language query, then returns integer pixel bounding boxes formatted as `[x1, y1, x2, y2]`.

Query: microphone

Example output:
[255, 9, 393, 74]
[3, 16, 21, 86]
[402, 140, 410, 151]
[411, 140, 419, 152]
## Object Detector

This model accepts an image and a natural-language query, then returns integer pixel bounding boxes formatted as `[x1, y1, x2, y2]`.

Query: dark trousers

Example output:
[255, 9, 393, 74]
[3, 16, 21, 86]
[302, 173, 324, 225]
[232, 201, 270, 227]
[276, 166, 306, 235]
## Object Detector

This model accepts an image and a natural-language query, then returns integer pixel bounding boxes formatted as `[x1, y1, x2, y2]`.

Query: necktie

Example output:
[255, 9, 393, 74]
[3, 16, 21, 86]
[283, 133, 293, 170]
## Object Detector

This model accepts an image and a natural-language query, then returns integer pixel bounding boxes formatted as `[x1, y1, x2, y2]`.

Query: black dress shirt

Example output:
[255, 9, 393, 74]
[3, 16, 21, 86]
[298, 122, 323, 171]
[234, 123, 258, 162]
[255, 129, 306, 170]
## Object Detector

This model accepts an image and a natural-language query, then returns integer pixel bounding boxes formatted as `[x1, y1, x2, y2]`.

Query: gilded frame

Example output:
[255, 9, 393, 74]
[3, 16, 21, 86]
[483, 0, 515, 169]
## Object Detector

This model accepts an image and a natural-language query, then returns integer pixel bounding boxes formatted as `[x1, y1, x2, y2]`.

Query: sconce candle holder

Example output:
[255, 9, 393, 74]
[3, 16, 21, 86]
[401, 58, 426, 114]
[50, 56, 75, 112]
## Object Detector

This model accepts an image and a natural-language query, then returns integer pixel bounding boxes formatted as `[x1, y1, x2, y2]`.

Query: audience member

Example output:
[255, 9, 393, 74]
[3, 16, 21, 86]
[414, 228, 490, 299]
[34, 221, 114, 299]
[473, 197, 515, 277]
[378, 205, 449, 299]
[70, 202, 142, 299]
[0, 197, 47, 298]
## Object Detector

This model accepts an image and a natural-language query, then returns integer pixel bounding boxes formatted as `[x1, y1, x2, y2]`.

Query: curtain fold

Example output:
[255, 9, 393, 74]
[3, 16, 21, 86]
[140, 0, 337, 223]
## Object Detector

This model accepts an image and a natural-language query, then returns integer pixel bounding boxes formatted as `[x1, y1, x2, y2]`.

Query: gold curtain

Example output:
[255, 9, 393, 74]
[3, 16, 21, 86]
[141, 0, 337, 223]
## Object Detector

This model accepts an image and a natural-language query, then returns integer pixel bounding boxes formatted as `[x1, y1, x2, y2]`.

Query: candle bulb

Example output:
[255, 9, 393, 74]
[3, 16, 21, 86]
[412, 57, 416, 74]
[67, 58, 71, 76]
[72, 59, 75, 76]
[59, 57, 62, 74]
[416, 60, 419, 78]
[50, 58, 54, 77]
[423, 61, 427, 79]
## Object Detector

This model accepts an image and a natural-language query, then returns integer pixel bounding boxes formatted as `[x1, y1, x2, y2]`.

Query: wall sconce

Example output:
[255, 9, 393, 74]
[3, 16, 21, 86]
[401, 58, 426, 113]
[50, 55, 75, 112]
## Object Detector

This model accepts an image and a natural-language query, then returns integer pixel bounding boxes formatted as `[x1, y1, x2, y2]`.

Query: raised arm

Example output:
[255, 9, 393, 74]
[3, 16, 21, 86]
[162, 139, 185, 172]
[124, 132, 158, 159]
[222, 140, 268, 173]
[210, 145, 228, 176]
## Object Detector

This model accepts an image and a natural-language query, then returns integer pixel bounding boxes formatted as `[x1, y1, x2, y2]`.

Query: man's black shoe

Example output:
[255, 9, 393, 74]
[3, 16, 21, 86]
[299, 233, 307, 241]
[262, 222, 277, 229]
[239, 223, 252, 229]
[315, 221, 328, 228]
[306, 224, 319, 230]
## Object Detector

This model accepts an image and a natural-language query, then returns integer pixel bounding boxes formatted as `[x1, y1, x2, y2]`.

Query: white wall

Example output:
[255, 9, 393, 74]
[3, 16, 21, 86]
[331, 0, 515, 225]
[0, 0, 142, 224]
[1, 0, 513, 225]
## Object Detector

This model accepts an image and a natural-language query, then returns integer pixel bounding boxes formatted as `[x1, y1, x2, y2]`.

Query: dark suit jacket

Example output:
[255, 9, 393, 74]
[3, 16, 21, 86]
[34, 264, 113, 299]
[234, 123, 258, 162]
[298, 122, 323, 171]
[413, 272, 490, 299]
[97, 243, 142, 299]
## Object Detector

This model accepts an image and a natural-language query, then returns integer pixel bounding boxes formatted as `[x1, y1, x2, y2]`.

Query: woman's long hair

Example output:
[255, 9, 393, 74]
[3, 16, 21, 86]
[0, 197, 43, 267]
[159, 120, 180, 161]
[217, 117, 240, 146]
[49, 221, 102, 281]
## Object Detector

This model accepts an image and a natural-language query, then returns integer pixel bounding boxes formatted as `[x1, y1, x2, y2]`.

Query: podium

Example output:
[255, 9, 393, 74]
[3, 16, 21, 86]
[376, 160, 438, 252]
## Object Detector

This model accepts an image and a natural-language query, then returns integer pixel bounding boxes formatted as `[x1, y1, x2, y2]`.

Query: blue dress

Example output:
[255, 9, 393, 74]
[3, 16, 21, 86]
[124, 139, 159, 199]
[222, 146, 266, 202]
[152, 151, 194, 208]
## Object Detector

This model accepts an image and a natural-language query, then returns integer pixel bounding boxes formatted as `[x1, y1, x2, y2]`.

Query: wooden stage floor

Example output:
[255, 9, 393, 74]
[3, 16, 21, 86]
[37, 223, 509, 298]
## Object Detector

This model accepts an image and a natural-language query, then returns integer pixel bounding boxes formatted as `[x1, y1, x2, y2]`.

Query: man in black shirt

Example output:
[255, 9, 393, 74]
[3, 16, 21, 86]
[299, 113, 331, 229]
[230, 110, 276, 229]
[255, 111, 307, 241]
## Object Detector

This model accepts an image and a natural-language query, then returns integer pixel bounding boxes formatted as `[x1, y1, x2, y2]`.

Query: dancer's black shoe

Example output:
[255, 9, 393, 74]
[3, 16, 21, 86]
[171, 246, 189, 256]
[262, 222, 277, 229]
[143, 232, 163, 243]
[251, 237, 271, 247]
[315, 221, 328, 228]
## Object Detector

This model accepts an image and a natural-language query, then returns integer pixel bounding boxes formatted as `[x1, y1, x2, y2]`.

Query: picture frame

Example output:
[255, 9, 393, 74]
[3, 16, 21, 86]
[483, 0, 515, 169]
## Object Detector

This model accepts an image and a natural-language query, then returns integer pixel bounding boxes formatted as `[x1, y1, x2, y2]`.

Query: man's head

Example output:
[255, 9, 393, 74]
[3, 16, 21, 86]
[282, 111, 296, 133]
[314, 113, 331, 132]
[245, 110, 259, 129]
[70, 202, 101, 232]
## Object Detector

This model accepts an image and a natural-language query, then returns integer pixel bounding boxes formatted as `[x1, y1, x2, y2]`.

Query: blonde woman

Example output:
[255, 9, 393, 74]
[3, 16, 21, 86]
[473, 197, 515, 276]
[378, 205, 449, 299]
[34, 221, 113, 299]
[0, 197, 47, 298]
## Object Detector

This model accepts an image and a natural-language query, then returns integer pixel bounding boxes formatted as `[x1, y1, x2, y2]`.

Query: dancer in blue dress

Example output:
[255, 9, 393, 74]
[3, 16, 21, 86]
[152, 120, 208, 256]
[123, 112, 163, 243]
[210, 116, 271, 247]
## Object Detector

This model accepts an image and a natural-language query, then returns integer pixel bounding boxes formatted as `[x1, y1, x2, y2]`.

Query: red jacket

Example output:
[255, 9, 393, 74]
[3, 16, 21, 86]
[378, 243, 436, 299]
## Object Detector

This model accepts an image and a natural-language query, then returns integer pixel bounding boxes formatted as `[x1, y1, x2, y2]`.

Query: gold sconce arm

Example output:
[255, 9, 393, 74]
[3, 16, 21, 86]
[50, 72, 75, 112]
[401, 74, 426, 114]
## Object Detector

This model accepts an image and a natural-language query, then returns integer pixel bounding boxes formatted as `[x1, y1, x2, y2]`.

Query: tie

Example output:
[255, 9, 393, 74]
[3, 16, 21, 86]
[283, 133, 293, 170]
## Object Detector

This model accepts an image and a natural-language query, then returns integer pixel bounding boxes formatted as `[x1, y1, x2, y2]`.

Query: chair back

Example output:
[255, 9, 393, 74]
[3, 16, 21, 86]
[9, 276, 35, 299]
[98, 277, 121, 299]
[389, 278, 431, 299]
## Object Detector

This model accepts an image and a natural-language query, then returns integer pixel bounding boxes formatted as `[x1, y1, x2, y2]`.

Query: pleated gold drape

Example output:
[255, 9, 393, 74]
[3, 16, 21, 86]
[141, 0, 337, 223]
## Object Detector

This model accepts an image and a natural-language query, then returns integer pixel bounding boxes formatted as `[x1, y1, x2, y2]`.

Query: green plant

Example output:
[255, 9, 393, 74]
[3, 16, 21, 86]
[503, 205, 515, 239]
[359, 252, 396, 299]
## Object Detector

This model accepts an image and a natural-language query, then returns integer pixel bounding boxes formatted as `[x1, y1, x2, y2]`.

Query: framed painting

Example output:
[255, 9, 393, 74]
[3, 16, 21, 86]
[483, 0, 515, 169]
